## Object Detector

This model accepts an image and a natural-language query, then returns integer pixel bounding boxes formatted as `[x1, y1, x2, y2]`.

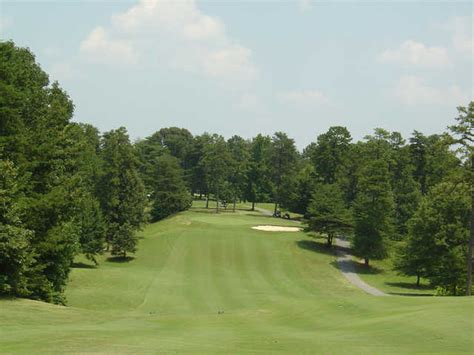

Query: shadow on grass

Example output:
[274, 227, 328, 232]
[385, 282, 432, 291]
[389, 292, 434, 297]
[352, 261, 383, 275]
[296, 238, 353, 255]
[106, 256, 135, 263]
[296, 240, 337, 256]
[71, 262, 96, 269]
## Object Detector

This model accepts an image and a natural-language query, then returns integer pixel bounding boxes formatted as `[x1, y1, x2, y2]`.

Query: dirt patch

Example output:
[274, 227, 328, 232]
[252, 225, 301, 232]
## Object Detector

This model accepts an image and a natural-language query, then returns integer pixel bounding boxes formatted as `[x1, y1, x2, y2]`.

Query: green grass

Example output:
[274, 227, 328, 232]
[1, 205, 473, 353]
[352, 253, 435, 296]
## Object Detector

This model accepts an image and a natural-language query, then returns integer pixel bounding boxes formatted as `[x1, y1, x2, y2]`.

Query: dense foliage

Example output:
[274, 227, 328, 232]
[0, 41, 472, 300]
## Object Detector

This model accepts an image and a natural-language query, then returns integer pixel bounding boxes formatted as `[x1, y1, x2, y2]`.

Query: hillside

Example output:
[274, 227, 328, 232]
[1, 206, 473, 353]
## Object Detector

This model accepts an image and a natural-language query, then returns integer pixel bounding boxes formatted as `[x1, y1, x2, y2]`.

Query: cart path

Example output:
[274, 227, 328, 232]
[335, 238, 388, 296]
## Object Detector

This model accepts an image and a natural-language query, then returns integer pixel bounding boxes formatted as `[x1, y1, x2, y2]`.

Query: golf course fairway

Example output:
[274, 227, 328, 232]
[1, 205, 473, 353]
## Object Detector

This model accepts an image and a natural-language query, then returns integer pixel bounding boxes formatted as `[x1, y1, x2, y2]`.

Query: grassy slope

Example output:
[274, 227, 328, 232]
[1, 205, 473, 353]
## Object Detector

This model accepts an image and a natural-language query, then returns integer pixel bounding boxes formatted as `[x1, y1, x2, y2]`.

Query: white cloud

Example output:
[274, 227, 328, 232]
[443, 16, 474, 55]
[278, 90, 329, 106]
[394, 75, 470, 106]
[299, 0, 312, 12]
[80, 0, 257, 81]
[378, 40, 450, 68]
[80, 26, 137, 64]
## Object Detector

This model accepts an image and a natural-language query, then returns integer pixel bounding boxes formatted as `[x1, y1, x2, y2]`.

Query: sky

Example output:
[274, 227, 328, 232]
[1, 0, 472, 149]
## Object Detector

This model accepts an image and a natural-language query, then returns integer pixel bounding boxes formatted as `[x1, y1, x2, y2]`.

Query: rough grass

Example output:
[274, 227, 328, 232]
[0, 205, 473, 353]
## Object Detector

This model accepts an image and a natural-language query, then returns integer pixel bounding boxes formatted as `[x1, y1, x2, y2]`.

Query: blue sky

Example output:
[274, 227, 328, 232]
[1, 0, 472, 148]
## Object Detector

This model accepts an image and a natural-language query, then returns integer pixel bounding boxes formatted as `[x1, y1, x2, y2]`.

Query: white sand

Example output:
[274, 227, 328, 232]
[252, 225, 301, 232]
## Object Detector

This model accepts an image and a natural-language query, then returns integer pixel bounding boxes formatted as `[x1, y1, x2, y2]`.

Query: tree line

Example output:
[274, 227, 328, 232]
[1, 41, 472, 303]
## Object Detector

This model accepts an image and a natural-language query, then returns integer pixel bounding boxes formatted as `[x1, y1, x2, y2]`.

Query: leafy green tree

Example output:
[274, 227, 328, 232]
[307, 183, 353, 246]
[98, 127, 147, 258]
[449, 101, 474, 295]
[0, 41, 89, 303]
[150, 154, 192, 221]
[353, 159, 394, 266]
[137, 127, 194, 190]
[188, 133, 213, 200]
[409, 131, 459, 195]
[244, 134, 272, 210]
[200, 135, 231, 213]
[400, 182, 470, 295]
[227, 135, 250, 211]
[268, 132, 299, 215]
[75, 195, 106, 265]
[308, 126, 352, 184]
[0, 160, 34, 297]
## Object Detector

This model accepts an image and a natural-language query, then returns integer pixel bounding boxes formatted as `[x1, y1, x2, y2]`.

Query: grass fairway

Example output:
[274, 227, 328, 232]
[1, 205, 473, 353]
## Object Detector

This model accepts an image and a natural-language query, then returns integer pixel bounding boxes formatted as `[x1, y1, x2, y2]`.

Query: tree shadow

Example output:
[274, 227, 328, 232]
[106, 256, 135, 263]
[352, 261, 383, 275]
[388, 292, 434, 297]
[296, 239, 338, 256]
[71, 262, 96, 269]
[385, 282, 432, 291]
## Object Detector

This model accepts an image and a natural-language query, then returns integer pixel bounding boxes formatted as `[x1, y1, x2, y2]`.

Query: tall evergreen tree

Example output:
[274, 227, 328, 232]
[150, 154, 192, 221]
[268, 132, 298, 215]
[307, 183, 353, 246]
[353, 159, 394, 266]
[244, 134, 272, 210]
[308, 126, 352, 184]
[200, 134, 231, 213]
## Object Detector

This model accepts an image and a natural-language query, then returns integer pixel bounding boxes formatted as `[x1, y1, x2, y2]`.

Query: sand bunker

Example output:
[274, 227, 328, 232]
[252, 225, 301, 232]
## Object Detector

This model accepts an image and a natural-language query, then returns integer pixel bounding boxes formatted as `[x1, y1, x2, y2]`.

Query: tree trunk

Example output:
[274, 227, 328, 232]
[467, 155, 474, 296]
[274, 202, 278, 216]
[416, 274, 420, 287]
[251, 201, 255, 211]
[327, 233, 333, 247]
[364, 258, 369, 267]
[206, 194, 209, 209]
[215, 188, 219, 214]
[233, 198, 236, 212]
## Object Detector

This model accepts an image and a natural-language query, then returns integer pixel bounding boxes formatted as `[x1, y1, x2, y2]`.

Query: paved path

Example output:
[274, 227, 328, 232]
[335, 238, 387, 296]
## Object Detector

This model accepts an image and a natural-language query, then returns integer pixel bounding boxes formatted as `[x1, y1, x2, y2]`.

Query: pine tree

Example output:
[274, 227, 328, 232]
[307, 183, 353, 246]
[150, 154, 192, 221]
[353, 159, 394, 266]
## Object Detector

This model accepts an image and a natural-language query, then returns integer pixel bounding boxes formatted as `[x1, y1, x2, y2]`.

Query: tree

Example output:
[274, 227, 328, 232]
[98, 127, 147, 258]
[75, 195, 106, 265]
[449, 101, 474, 295]
[308, 126, 352, 184]
[227, 135, 250, 212]
[399, 182, 470, 295]
[150, 154, 192, 221]
[307, 183, 353, 246]
[0, 160, 34, 297]
[200, 134, 231, 213]
[268, 132, 298, 215]
[188, 133, 213, 199]
[353, 159, 394, 266]
[244, 134, 272, 210]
